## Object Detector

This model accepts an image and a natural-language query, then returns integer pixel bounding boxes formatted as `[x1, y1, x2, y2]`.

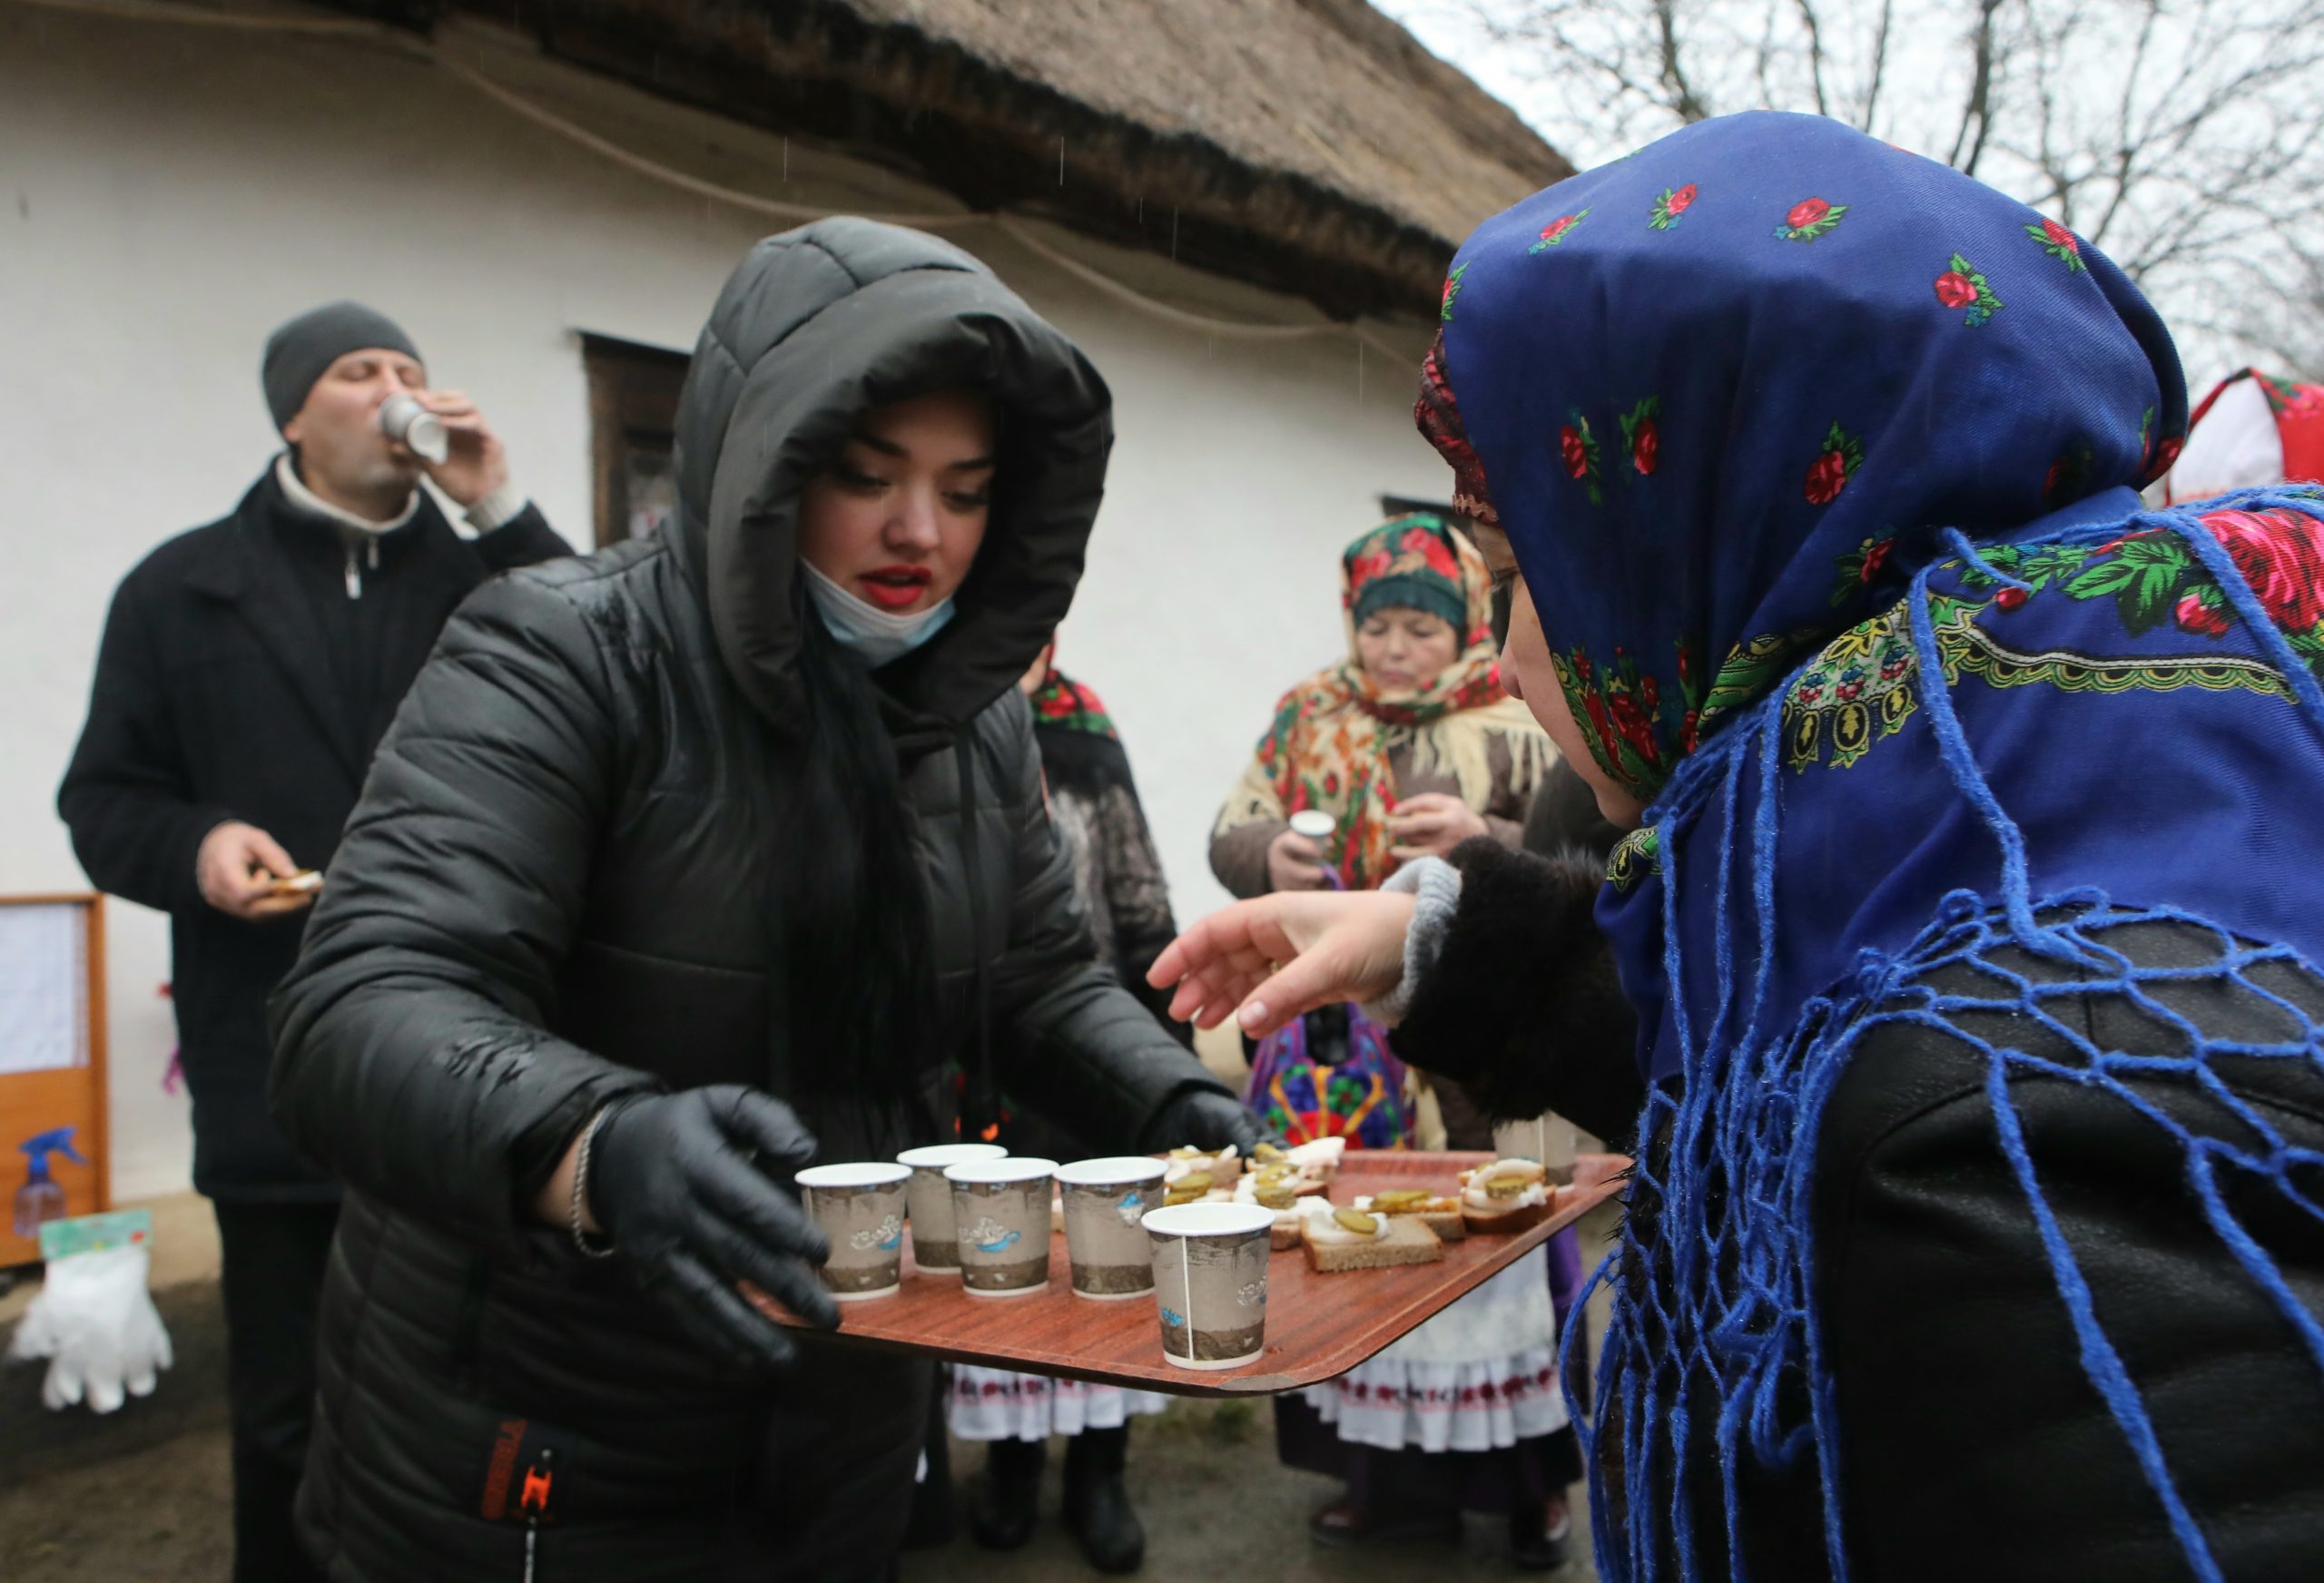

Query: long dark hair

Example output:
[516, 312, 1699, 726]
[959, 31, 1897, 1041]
[783, 601, 939, 1107]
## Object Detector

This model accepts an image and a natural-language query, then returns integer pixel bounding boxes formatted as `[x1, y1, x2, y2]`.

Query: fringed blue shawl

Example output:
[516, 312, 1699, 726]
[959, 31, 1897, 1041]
[1423, 110, 2324, 1579]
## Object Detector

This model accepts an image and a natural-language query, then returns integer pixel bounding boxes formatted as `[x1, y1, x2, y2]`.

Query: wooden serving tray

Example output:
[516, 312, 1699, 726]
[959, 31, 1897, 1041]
[751, 1150, 1627, 1397]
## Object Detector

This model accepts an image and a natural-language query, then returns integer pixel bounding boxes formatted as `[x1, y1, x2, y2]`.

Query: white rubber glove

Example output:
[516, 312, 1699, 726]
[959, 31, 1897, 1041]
[5, 1244, 172, 1413]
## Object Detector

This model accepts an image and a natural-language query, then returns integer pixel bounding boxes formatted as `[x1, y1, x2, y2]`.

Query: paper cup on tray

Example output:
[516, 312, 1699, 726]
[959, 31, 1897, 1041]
[897, 1143, 1007, 1275]
[795, 1163, 911, 1302]
[1143, 1202, 1275, 1370]
[945, 1157, 1059, 1298]
[1057, 1157, 1169, 1300]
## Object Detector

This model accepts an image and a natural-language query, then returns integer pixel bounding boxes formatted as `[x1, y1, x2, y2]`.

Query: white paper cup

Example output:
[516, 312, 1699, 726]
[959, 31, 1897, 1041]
[945, 1157, 1059, 1298]
[378, 393, 449, 464]
[1057, 1157, 1170, 1301]
[796, 1163, 911, 1302]
[897, 1143, 1008, 1274]
[1142, 1202, 1276, 1370]
[1289, 810, 1335, 841]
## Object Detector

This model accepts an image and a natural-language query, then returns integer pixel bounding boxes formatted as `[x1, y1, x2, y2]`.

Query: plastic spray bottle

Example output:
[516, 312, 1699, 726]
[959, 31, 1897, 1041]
[15, 1128, 86, 1238]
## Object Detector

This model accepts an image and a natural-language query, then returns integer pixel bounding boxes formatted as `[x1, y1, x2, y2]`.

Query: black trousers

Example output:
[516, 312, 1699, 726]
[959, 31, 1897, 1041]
[213, 1198, 340, 1583]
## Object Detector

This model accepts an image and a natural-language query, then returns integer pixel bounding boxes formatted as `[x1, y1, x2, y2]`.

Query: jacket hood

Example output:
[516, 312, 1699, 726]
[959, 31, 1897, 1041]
[673, 219, 1113, 732]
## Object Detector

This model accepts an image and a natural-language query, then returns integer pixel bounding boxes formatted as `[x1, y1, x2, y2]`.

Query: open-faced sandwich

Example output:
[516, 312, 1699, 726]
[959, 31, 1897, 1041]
[1160, 1170, 1236, 1211]
[1458, 1158, 1555, 1234]
[1164, 1145, 1243, 1189]
[1298, 1201, 1444, 1273]
[1266, 1137, 1345, 1185]
[1234, 1170, 1324, 1249]
[1352, 1188, 1468, 1241]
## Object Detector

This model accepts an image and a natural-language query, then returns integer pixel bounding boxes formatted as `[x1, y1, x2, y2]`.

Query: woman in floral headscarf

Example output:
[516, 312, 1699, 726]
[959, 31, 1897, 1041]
[1209, 512, 1555, 1148]
[1156, 112, 2324, 1581]
[1211, 514, 1581, 1564]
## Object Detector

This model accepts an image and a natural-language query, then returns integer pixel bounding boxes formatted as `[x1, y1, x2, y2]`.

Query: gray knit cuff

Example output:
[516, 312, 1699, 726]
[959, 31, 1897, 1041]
[1360, 857, 1463, 1027]
[463, 481, 529, 534]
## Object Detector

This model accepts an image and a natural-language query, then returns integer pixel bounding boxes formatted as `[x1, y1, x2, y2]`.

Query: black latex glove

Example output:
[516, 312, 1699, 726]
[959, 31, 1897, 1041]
[1139, 1086, 1265, 1155]
[586, 1086, 837, 1371]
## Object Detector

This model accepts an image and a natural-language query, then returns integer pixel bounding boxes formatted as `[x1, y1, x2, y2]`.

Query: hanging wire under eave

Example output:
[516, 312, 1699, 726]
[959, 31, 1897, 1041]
[5, 0, 1429, 365]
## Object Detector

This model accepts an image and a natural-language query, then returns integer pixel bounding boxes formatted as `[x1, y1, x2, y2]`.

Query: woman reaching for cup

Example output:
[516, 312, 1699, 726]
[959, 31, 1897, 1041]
[1154, 113, 2324, 1581]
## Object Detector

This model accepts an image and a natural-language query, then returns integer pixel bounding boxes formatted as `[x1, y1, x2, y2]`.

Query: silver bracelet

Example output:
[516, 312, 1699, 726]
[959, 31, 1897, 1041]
[569, 1106, 619, 1259]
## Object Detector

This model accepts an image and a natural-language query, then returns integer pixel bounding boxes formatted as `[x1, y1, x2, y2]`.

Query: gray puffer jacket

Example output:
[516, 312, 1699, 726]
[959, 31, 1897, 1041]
[267, 220, 1230, 1581]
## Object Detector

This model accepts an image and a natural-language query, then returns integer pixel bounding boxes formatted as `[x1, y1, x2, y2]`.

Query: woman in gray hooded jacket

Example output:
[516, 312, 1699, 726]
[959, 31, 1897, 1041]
[267, 220, 1251, 1582]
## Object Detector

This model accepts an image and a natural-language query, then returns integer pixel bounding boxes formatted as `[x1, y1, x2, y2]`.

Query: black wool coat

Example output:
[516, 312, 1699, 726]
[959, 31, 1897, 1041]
[56, 470, 566, 1198]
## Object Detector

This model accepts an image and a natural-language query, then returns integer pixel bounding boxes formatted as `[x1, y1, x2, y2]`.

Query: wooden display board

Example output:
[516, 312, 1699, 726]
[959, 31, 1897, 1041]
[759, 1150, 1626, 1397]
[0, 895, 109, 1267]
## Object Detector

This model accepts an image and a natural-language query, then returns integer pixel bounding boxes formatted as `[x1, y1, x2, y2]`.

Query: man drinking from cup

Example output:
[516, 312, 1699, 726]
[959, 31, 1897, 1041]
[55, 300, 567, 1583]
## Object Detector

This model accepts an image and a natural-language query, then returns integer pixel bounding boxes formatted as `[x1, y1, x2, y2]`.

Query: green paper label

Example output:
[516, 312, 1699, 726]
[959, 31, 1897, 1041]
[38, 1208, 153, 1262]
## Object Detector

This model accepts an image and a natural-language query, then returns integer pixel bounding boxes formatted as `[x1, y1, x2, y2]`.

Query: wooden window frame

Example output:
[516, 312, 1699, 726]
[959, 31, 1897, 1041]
[581, 332, 690, 549]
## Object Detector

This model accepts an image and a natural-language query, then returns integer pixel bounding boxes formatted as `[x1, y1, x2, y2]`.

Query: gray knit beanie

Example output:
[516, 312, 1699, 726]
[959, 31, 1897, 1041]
[261, 301, 423, 432]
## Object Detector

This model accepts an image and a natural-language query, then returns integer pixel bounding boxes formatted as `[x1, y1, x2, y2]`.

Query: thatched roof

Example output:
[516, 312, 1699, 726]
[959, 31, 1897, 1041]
[381, 0, 1572, 320]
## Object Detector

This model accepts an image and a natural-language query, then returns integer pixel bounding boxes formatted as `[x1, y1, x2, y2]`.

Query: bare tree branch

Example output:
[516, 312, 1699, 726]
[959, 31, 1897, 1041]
[1442, 0, 2324, 371]
[1655, 0, 1713, 120]
[1859, 0, 1895, 131]
[1949, 0, 2006, 176]
[1793, 0, 1833, 117]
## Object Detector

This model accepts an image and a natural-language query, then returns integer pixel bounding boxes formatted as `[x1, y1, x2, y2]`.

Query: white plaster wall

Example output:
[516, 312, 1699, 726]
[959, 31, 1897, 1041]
[0, 8, 1450, 1200]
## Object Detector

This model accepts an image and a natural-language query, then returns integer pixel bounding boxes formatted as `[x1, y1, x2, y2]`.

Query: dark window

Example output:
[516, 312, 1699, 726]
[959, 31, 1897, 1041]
[583, 333, 689, 549]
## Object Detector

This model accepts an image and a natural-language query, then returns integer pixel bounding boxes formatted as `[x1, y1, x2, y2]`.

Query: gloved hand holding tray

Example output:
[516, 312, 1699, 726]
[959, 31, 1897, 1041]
[746, 1149, 1625, 1396]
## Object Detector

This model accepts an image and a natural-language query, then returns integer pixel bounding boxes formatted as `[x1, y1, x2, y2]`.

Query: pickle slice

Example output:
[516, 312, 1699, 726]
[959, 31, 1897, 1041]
[1174, 1171, 1214, 1195]
[1253, 1142, 1287, 1164]
[1332, 1207, 1381, 1236]
[1373, 1189, 1431, 1212]
[1255, 1185, 1297, 1211]
[1484, 1175, 1527, 1199]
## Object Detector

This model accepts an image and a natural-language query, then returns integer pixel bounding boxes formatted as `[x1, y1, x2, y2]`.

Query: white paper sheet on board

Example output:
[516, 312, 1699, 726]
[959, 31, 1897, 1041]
[0, 904, 86, 1077]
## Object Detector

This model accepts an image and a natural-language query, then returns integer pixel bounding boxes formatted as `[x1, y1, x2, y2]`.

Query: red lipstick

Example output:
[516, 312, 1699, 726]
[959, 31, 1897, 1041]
[858, 564, 934, 610]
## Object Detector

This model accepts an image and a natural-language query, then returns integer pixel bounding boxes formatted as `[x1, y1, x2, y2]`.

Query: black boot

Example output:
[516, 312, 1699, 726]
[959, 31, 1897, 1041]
[970, 1436, 1045, 1551]
[902, 1383, 956, 1550]
[1062, 1425, 1146, 1574]
[1508, 1494, 1573, 1572]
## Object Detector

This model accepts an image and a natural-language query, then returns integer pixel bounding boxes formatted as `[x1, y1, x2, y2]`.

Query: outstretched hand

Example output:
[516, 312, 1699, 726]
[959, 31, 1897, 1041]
[1147, 890, 1416, 1038]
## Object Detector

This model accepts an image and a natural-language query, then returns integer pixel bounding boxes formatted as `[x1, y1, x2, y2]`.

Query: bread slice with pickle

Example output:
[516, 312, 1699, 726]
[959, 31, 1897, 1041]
[1299, 1206, 1444, 1272]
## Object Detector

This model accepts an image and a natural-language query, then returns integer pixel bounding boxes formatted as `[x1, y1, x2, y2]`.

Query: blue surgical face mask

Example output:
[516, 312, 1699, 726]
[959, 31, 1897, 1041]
[800, 559, 957, 668]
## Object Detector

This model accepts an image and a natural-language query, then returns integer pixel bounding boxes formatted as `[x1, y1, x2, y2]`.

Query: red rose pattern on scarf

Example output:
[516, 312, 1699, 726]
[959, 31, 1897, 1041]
[1620, 397, 1662, 475]
[2025, 217, 2085, 272]
[1480, 160, 2189, 797]
[1775, 196, 1848, 241]
[1829, 535, 1896, 605]
[1805, 420, 1865, 505]
[1529, 210, 1591, 253]
[1649, 183, 1698, 231]
[1783, 497, 2324, 772]
[1440, 262, 1468, 324]
[1551, 639, 1706, 793]
[1935, 251, 2004, 325]
[1562, 410, 1605, 503]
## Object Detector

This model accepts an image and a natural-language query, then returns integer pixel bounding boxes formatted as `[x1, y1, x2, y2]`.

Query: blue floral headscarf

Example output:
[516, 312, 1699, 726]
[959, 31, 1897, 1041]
[1423, 112, 2324, 1581]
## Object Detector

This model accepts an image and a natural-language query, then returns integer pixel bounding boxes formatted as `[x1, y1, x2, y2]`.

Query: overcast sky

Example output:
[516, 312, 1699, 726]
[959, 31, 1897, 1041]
[1371, 0, 2321, 379]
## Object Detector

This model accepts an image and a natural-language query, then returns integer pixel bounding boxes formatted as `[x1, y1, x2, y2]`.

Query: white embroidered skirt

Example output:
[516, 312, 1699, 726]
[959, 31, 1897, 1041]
[948, 1366, 1173, 1441]
[1305, 1245, 1569, 1453]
